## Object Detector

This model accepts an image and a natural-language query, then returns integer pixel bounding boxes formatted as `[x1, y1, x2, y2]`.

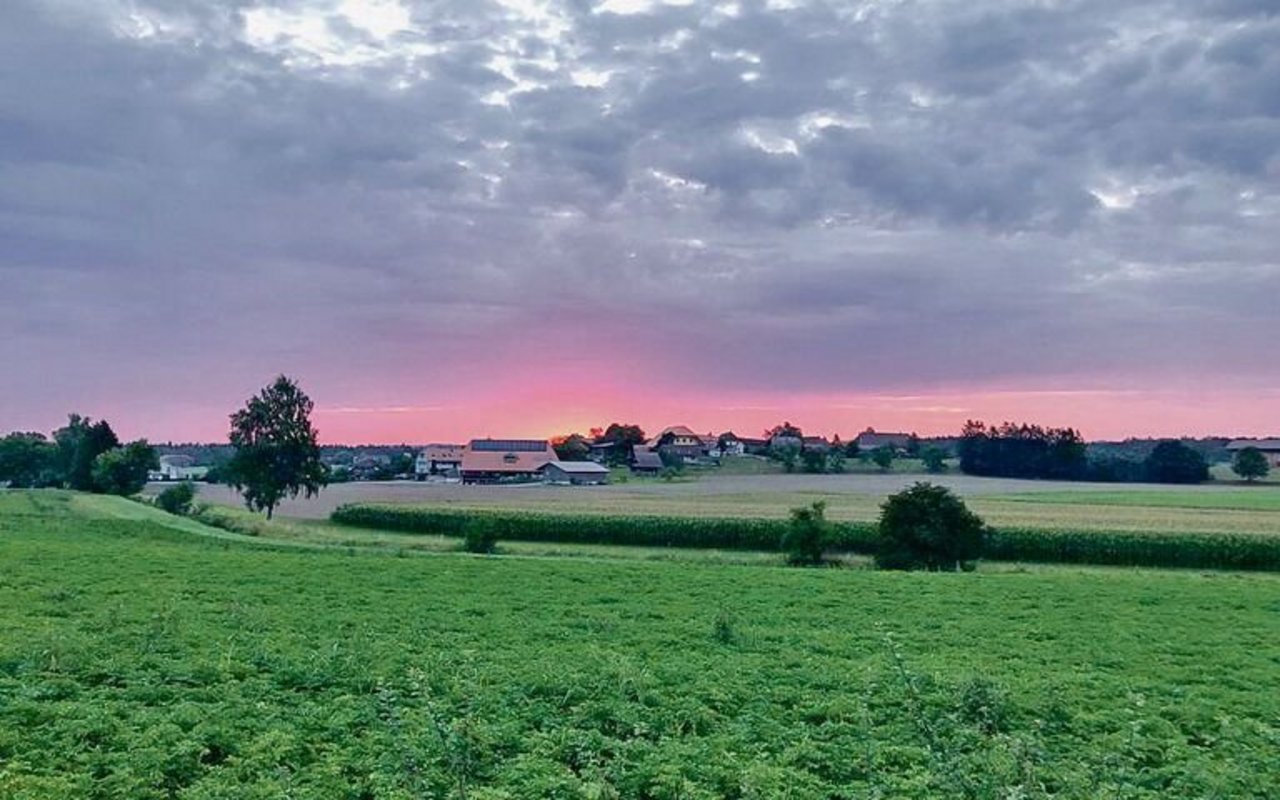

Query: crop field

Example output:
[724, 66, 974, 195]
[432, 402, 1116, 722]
[2, 490, 1279, 799]
[190, 471, 1280, 538]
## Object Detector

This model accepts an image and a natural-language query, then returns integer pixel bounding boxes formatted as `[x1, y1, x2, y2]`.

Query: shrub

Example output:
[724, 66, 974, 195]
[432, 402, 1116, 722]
[871, 446, 894, 472]
[91, 441, 157, 496]
[156, 481, 196, 515]
[875, 483, 986, 571]
[782, 501, 831, 565]
[463, 518, 498, 554]
[920, 447, 947, 474]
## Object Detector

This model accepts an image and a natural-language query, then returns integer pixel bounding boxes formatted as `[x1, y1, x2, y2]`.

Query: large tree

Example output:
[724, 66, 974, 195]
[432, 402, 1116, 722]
[1143, 440, 1209, 484]
[1231, 447, 1270, 483]
[53, 414, 119, 490]
[0, 432, 59, 488]
[226, 376, 328, 519]
[597, 423, 646, 465]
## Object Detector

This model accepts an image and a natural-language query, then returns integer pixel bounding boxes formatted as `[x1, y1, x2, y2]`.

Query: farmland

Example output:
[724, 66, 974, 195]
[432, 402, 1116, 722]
[2, 490, 1278, 798]
[189, 471, 1280, 538]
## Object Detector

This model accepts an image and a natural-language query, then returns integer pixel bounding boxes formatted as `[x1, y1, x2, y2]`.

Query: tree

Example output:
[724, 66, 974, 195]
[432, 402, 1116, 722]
[875, 483, 987, 571]
[783, 501, 831, 566]
[826, 447, 847, 474]
[770, 442, 800, 473]
[1231, 447, 1270, 483]
[91, 440, 157, 496]
[765, 421, 803, 439]
[53, 414, 120, 490]
[552, 433, 592, 461]
[1143, 440, 1209, 484]
[921, 447, 947, 474]
[800, 449, 826, 474]
[871, 445, 895, 471]
[597, 423, 646, 466]
[156, 481, 197, 515]
[226, 376, 328, 519]
[0, 432, 59, 488]
[958, 420, 1086, 480]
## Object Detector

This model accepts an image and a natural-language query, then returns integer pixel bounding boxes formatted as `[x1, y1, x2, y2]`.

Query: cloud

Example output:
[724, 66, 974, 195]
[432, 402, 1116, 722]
[0, 0, 1276, 439]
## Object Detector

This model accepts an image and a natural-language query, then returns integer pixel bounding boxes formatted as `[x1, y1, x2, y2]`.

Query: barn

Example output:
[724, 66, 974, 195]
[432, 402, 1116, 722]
[541, 461, 611, 485]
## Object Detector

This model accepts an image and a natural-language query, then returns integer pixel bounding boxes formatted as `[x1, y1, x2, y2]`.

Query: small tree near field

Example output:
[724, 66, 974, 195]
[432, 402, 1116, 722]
[921, 447, 947, 474]
[156, 481, 197, 515]
[227, 375, 328, 519]
[783, 501, 831, 566]
[91, 440, 158, 496]
[871, 446, 894, 472]
[875, 483, 986, 571]
[1232, 447, 1269, 482]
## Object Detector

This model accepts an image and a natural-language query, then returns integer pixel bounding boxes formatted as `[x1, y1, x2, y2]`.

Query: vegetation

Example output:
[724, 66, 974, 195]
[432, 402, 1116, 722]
[921, 446, 947, 473]
[781, 501, 831, 565]
[593, 423, 647, 466]
[90, 439, 158, 496]
[462, 517, 499, 554]
[1143, 440, 1210, 484]
[226, 375, 328, 519]
[2, 491, 1278, 798]
[53, 413, 121, 491]
[552, 433, 592, 461]
[155, 481, 197, 515]
[1232, 446, 1270, 482]
[959, 420, 1087, 480]
[331, 503, 1280, 571]
[870, 445, 895, 471]
[875, 483, 987, 571]
[0, 431, 59, 487]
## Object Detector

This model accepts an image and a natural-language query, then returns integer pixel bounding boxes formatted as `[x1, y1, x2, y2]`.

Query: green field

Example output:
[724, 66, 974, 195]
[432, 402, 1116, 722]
[2, 490, 1279, 798]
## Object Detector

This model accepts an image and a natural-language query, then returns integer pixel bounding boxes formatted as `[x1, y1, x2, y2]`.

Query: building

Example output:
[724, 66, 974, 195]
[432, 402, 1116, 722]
[415, 444, 465, 479]
[716, 432, 747, 457]
[650, 425, 707, 463]
[855, 428, 915, 454]
[1227, 439, 1280, 468]
[738, 437, 770, 456]
[150, 455, 209, 482]
[541, 461, 611, 485]
[631, 446, 664, 475]
[801, 436, 831, 453]
[460, 439, 558, 484]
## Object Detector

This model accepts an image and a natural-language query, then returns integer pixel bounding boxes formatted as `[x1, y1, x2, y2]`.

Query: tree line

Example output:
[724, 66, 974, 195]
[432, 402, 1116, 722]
[0, 415, 158, 495]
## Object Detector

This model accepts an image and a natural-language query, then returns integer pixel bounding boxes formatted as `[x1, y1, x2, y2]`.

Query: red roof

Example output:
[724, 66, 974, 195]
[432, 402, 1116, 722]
[461, 440, 557, 474]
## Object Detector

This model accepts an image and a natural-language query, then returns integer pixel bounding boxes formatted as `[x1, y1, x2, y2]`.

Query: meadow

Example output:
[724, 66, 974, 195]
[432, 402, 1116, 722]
[2, 490, 1279, 798]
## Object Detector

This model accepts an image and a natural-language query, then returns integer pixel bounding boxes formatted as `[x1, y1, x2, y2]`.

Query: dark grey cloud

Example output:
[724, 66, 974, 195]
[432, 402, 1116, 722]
[0, 0, 1276, 434]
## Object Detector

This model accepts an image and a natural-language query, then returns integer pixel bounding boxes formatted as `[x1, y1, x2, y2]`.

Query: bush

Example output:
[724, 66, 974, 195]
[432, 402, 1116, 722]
[920, 447, 947, 474]
[875, 483, 986, 571]
[782, 501, 830, 565]
[156, 481, 197, 515]
[871, 446, 894, 472]
[463, 518, 498, 554]
[91, 441, 157, 496]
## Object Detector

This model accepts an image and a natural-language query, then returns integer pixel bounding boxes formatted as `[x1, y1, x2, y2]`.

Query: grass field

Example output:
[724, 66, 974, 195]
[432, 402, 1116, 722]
[2, 489, 1279, 798]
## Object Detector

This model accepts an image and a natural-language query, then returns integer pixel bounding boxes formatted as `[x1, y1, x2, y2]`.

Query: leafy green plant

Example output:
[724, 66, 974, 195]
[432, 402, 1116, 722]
[876, 483, 986, 571]
[155, 481, 197, 515]
[782, 501, 831, 566]
[462, 518, 498, 555]
[1231, 447, 1270, 482]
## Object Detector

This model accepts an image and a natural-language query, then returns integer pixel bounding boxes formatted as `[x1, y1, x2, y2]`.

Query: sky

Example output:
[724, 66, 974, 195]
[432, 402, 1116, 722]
[1, 0, 1277, 444]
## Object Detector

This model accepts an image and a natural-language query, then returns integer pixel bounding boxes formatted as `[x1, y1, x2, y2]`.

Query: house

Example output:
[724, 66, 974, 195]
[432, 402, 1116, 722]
[717, 432, 747, 457]
[460, 439, 558, 484]
[631, 446, 664, 475]
[541, 461, 611, 485]
[1227, 439, 1280, 468]
[650, 425, 706, 463]
[801, 436, 831, 453]
[854, 428, 915, 454]
[415, 444, 465, 479]
[151, 455, 210, 482]
[768, 434, 802, 452]
[738, 437, 770, 456]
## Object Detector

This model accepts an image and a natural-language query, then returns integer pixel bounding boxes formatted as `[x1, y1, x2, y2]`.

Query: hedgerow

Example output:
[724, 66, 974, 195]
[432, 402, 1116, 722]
[331, 503, 1280, 571]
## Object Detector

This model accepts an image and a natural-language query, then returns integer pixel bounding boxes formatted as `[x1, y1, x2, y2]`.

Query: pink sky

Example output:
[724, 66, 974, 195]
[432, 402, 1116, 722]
[78, 383, 1278, 445]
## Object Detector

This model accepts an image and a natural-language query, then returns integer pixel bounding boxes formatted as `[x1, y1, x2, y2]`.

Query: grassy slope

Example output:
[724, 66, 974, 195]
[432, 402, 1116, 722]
[1, 490, 1278, 798]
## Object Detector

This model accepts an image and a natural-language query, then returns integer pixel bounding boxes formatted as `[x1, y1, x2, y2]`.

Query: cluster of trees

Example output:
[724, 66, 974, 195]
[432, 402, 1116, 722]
[959, 420, 1215, 484]
[0, 415, 157, 496]
[551, 424, 646, 465]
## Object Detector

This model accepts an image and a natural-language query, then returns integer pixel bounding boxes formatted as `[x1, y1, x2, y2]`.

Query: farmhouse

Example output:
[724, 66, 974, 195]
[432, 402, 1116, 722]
[801, 436, 831, 453]
[1227, 439, 1280, 468]
[415, 444, 464, 479]
[541, 461, 611, 485]
[461, 439, 557, 484]
[716, 432, 747, 457]
[631, 446, 664, 475]
[650, 425, 707, 463]
[855, 428, 915, 454]
[150, 455, 209, 482]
